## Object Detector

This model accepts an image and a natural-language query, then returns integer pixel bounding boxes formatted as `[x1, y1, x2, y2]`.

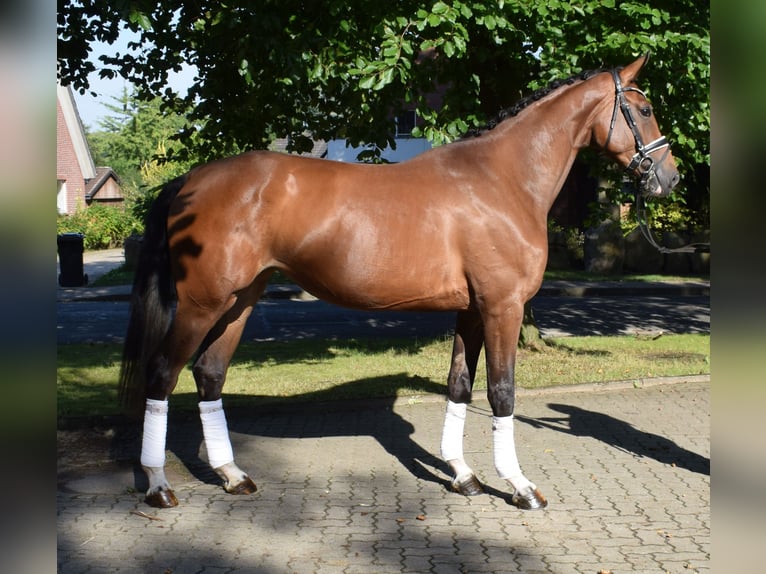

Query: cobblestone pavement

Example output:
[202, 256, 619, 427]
[57, 379, 709, 573]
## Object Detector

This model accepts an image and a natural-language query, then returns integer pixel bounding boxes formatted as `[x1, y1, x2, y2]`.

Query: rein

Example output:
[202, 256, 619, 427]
[634, 193, 710, 254]
[606, 69, 710, 255]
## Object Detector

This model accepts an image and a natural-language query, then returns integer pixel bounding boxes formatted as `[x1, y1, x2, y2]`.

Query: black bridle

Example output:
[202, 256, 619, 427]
[605, 70, 709, 255]
[604, 69, 671, 195]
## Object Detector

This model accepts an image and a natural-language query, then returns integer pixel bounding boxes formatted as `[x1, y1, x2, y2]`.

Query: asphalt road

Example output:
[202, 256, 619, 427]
[56, 294, 710, 345]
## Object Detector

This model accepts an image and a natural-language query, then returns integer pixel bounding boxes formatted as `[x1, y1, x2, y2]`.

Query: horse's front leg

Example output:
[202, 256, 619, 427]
[483, 306, 548, 510]
[141, 342, 193, 508]
[442, 310, 485, 495]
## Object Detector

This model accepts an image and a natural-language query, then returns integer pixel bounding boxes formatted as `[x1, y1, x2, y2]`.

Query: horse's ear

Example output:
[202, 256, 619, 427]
[620, 52, 650, 84]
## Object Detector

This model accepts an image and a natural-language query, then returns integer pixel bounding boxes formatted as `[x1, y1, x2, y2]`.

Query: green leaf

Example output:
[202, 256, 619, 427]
[383, 45, 399, 59]
[456, 31, 469, 49]
[129, 10, 152, 31]
[432, 2, 449, 15]
[359, 75, 376, 90]
[374, 67, 395, 90]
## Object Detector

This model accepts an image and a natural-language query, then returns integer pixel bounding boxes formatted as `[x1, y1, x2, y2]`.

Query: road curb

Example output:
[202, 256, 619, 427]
[56, 374, 709, 431]
[537, 281, 710, 297]
[388, 373, 710, 408]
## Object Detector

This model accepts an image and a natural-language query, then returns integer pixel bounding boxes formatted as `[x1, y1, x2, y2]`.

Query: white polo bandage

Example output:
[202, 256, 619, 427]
[492, 415, 533, 492]
[199, 399, 234, 469]
[441, 400, 467, 462]
[141, 398, 168, 468]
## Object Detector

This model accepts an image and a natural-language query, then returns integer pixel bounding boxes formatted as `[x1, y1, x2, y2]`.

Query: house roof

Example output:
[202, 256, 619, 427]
[85, 167, 121, 200]
[57, 83, 97, 180]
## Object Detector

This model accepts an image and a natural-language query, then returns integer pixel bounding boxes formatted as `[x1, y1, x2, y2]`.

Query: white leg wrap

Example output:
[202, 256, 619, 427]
[492, 415, 533, 492]
[441, 400, 467, 461]
[141, 399, 168, 468]
[441, 400, 473, 479]
[199, 399, 234, 469]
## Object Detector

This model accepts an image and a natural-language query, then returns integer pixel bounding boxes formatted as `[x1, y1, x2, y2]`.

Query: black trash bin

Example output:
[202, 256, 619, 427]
[57, 233, 88, 287]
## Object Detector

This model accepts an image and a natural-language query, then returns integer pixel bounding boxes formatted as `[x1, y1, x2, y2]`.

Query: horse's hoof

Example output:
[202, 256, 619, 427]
[145, 489, 179, 508]
[511, 486, 547, 510]
[225, 476, 258, 495]
[451, 474, 485, 496]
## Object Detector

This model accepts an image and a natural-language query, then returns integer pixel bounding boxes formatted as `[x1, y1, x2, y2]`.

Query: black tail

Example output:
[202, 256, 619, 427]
[118, 175, 188, 415]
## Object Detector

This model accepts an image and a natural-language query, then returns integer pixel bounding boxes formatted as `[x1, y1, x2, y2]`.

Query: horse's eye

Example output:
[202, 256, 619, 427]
[640, 106, 652, 118]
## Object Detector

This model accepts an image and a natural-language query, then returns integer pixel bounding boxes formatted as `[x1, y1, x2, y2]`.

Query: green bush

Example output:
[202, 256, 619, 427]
[57, 203, 141, 250]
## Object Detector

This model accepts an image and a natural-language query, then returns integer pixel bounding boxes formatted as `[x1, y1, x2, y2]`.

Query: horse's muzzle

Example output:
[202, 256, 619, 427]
[633, 146, 680, 197]
[641, 166, 680, 198]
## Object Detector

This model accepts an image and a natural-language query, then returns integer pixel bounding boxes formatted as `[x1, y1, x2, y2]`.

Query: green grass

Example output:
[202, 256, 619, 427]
[90, 265, 134, 287]
[57, 334, 709, 420]
[542, 269, 709, 282]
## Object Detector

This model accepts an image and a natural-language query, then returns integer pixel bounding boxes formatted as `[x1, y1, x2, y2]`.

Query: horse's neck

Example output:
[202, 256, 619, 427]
[485, 80, 605, 212]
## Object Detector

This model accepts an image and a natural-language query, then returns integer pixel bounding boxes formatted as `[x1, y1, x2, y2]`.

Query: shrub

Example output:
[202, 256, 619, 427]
[57, 203, 141, 250]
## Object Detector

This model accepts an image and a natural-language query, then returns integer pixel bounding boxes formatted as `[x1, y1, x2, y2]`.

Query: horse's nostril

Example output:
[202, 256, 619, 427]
[671, 172, 680, 188]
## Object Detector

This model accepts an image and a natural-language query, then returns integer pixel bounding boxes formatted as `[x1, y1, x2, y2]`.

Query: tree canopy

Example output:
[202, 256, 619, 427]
[86, 88, 195, 191]
[58, 1, 708, 196]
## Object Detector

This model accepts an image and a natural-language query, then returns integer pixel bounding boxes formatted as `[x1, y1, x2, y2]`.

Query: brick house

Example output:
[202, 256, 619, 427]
[57, 83, 124, 214]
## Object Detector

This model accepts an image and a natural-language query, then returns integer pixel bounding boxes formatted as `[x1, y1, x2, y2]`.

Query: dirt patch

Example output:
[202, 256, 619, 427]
[57, 422, 210, 494]
[57, 427, 130, 474]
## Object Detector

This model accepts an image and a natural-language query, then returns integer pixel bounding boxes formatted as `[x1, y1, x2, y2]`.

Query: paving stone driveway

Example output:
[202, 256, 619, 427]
[57, 379, 709, 573]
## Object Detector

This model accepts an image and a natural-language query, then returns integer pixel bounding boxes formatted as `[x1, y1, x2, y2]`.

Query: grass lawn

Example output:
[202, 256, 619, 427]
[57, 333, 709, 420]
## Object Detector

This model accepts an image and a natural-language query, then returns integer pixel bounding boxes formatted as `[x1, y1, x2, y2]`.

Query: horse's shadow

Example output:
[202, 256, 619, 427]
[119, 388, 705, 509]
[516, 403, 709, 476]
[125, 374, 462, 496]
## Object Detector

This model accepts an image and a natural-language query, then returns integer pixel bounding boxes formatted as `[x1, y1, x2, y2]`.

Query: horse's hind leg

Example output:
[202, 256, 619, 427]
[442, 310, 485, 496]
[142, 309, 219, 508]
[194, 277, 274, 494]
[192, 296, 259, 496]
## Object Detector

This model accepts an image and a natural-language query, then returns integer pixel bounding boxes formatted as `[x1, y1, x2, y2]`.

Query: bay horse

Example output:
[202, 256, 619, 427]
[120, 54, 679, 510]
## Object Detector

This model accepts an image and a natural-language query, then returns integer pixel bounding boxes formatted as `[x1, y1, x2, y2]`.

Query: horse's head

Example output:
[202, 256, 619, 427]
[593, 54, 680, 197]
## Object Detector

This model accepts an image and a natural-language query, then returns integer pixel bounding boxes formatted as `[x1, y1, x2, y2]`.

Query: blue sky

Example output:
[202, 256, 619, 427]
[73, 29, 195, 130]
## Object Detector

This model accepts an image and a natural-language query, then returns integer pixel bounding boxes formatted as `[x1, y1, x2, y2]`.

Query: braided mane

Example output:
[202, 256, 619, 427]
[463, 68, 609, 139]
